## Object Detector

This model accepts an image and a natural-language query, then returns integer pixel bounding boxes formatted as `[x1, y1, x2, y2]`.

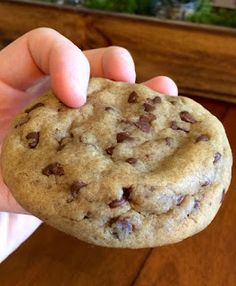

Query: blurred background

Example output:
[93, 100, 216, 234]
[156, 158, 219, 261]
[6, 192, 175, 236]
[38, 0, 236, 28]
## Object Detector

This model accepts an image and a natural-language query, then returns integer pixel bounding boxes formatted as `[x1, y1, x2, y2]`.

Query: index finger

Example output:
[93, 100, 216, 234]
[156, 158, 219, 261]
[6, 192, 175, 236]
[0, 28, 90, 107]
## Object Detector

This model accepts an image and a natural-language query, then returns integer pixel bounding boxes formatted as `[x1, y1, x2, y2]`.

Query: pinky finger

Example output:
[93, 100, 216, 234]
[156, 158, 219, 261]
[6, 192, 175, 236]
[143, 76, 178, 96]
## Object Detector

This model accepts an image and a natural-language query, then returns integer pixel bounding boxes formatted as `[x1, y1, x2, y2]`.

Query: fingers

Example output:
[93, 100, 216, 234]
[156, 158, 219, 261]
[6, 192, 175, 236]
[0, 28, 90, 107]
[0, 28, 136, 108]
[84, 47, 136, 83]
[0, 27, 174, 108]
[143, 76, 178, 96]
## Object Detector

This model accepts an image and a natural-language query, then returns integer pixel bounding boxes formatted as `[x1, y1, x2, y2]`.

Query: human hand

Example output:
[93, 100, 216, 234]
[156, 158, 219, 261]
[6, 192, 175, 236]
[0, 28, 177, 214]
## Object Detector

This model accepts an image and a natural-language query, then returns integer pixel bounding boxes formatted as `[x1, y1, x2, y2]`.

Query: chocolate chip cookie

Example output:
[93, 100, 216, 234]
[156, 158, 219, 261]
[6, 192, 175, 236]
[1, 78, 232, 248]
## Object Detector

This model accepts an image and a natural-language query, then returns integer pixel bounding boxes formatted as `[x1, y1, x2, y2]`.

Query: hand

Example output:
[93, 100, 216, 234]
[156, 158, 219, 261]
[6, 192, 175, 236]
[0, 28, 178, 214]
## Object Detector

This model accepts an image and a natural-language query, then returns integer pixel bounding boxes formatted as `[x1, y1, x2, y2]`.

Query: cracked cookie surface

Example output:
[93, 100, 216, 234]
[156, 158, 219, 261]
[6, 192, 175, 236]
[1, 78, 232, 248]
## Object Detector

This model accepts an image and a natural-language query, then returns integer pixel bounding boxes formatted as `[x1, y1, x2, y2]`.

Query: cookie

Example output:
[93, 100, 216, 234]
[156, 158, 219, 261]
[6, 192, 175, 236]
[1, 78, 232, 248]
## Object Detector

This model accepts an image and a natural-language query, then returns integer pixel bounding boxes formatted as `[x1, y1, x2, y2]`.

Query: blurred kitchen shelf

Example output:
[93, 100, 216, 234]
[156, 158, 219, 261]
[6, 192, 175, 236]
[1, 0, 236, 102]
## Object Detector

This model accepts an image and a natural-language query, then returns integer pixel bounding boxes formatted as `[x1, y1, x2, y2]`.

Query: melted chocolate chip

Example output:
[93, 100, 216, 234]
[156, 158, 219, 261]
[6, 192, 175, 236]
[111, 217, 133, 240]
[70, 181, 88, 199]
[109, 197, 126, 208]
[135, 114, 156, 133]
[105, 106, 114, 111]
[26, 132, 40, 149]
[165, 137, 174, 146]
[179, 111, 196, 124]
[213, 152, 221, 164]
[176, 195, 185, 206]
[143, 102, 155, 112]
[221, 189, 226, 203]
[128, 91, 138, 103]
[122, 187, 132, 199]
[109, 187, 132, 208]
[147, 96, 161, 104]
[105, 146, 115, 155]
[126, 158, 137, 165]
[25, 103, 44, 113]
[170, 121, 189, 133]
[116, 132, 133, 143]
[196, 134, 209, 143]
[42, 162, 64, 176]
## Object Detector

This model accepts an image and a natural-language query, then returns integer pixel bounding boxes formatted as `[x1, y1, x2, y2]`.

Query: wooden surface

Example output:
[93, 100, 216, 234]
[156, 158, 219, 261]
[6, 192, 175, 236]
[1, 1, 236, 102]
[0, 97, 235, 286]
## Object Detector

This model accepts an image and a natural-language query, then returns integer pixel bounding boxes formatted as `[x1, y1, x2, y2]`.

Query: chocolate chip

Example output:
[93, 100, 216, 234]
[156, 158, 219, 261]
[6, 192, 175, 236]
[196, 134, 209, 143]
[83, 212, 91, 219]
[25, 103, 44, 113]
[179, 111, 196, 124]
[194, 199, 200, 209]
[221, 189, 226, 203]
[105, 106, 114, 111]
[122, 187, 132, 199]
[213, 152, 221, 164]
[109, 197, 126, 208]
[106, 146, 115, 155]
[14, 117, 30, 128]
[126, 158, 137, 165]
[70, 181, 88, 199]
[42, 162, 64, 176]
[147, 96, 161, 104]
[128, 91, 138, 103]
[170, 121, 189, 133]
[201, 180, 211, 187]
[116, 132, 133, 143]
[109, 187, 132, 208]
[165, 137, 174, 146]
[135, 114, 156, 133]
[143, 102, 155, 112]
[176, 195, 185, 206]
[110, 217, 133, 240]
[26, 132, 40, 148]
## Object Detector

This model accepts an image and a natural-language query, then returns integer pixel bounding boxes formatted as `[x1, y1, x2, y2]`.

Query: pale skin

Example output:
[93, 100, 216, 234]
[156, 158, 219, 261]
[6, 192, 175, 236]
[0, 28, 178, 214]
